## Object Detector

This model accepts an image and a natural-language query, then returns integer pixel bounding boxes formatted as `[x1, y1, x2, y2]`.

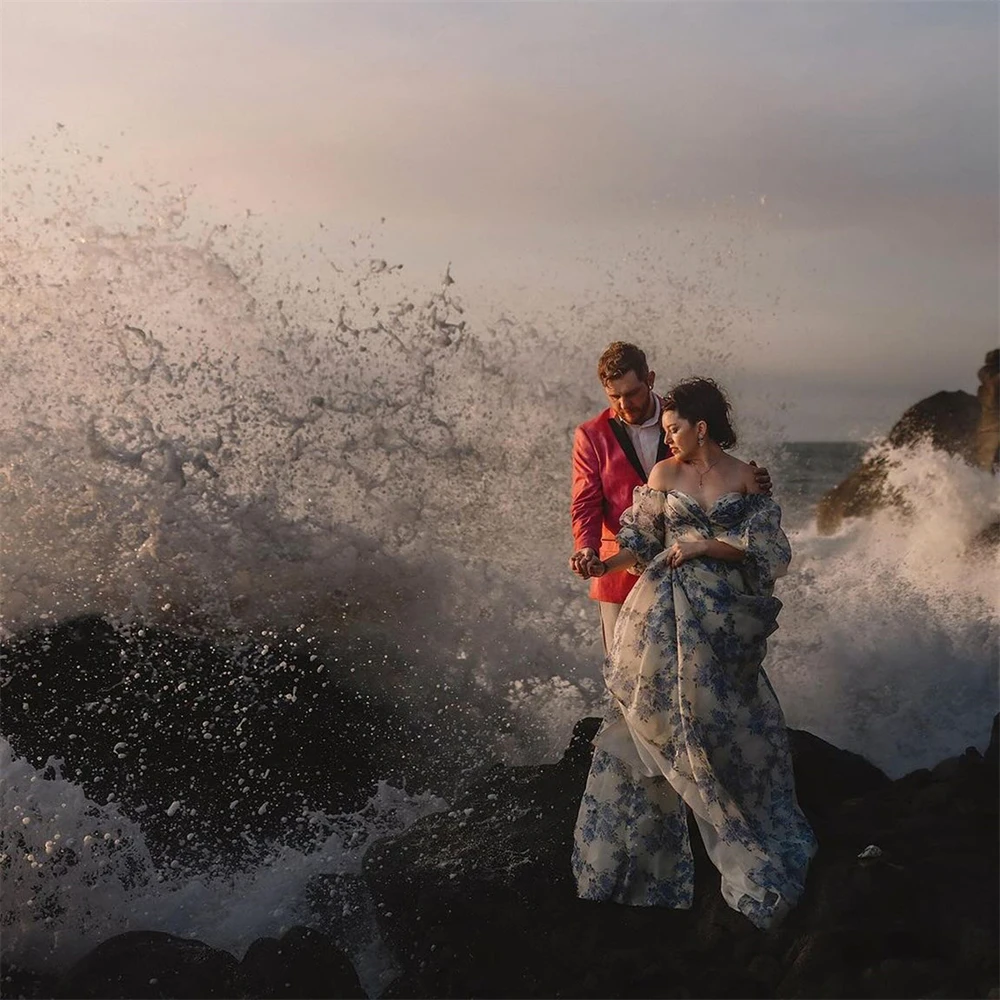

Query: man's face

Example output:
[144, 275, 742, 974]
[603, 370, 655, 425]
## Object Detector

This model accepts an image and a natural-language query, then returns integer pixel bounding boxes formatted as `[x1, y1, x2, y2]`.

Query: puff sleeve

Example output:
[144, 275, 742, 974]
[616, 486, 668, 575]
[715, 494, 791, 596]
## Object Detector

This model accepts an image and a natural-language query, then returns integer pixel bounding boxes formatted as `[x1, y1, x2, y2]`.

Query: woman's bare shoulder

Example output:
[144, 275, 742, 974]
[727, 456, 764, 495]
[648, 458, 681, 492]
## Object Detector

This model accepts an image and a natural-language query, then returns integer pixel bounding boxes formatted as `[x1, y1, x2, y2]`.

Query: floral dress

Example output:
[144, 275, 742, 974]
[572, 487, 816, 929]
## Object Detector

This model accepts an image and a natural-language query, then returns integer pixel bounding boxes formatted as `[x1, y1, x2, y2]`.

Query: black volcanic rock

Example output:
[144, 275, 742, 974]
[358, 725, 600, 997]
[976, 349, 999, 471]
[8, 716, 997, 999]
[356, 717, 999, 999]
[885, 389, 982, 459]
[816, 389, 981, 534]
[985, 713, 999, 770]
[0, 615, 476, 865]
[0, 963, 59, 1000]
[54, 931, 239, 999]
[787, 728, 890, 832]
[237, 925, 364, 998]
[16, 927, 364, 1000]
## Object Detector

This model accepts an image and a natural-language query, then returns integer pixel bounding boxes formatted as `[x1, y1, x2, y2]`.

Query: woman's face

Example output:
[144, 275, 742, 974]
[662, 409, 702, 459]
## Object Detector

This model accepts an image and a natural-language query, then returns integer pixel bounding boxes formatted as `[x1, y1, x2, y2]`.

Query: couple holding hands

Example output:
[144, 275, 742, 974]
[567, 341, 815, 929]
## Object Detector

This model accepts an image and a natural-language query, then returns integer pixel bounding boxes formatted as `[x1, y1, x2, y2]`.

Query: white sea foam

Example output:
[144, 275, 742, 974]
[769, 441, 998, 771]
[0, 737, 445, 993]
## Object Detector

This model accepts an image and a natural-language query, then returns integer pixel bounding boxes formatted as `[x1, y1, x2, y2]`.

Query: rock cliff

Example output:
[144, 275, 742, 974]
[816, 351, 998, 535]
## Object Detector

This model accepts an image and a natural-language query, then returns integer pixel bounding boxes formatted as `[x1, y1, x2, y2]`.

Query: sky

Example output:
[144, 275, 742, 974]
[2, 0, 998, 439]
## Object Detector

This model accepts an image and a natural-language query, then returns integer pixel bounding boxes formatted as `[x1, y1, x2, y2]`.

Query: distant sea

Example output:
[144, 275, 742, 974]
[769, 441, 868, 530]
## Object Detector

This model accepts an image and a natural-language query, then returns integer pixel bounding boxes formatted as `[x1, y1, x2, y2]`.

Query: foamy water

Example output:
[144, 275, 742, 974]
[769, 441, 998, 769]
[2, 141, 997, 985]
[0, 737, 444, 994]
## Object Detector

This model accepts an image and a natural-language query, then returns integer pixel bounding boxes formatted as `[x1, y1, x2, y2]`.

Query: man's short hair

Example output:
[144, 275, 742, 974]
[597, 342, 649, 384]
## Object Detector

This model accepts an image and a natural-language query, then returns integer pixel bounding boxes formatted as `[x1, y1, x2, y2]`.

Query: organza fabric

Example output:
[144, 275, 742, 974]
[572, 488, 816, 928]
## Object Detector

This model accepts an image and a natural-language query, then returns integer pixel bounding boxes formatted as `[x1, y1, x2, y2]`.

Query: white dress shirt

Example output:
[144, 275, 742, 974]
[624, 395, 662, 478]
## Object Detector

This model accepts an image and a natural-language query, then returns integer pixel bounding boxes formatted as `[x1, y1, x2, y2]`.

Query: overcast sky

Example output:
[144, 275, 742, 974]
[3, 1, 997, 439]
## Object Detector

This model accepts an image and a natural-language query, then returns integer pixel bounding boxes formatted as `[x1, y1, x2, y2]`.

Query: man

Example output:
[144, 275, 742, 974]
[569, 341, 769, 650]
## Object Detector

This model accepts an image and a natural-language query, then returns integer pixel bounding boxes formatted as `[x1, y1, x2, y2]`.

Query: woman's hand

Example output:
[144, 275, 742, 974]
[569, 549, 606, 579]
[569, 547, 598, 578]
[591, 558, 608, 577]
[579, 554, 607, 578]
[667, 539, 706, 568]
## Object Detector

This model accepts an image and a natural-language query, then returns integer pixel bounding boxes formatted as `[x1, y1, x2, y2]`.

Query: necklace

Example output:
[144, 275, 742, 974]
[693, 457, 721, 487]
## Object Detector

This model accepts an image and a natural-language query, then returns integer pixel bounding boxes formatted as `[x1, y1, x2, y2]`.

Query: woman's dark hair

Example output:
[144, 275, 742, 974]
[661, 378, 737, 449]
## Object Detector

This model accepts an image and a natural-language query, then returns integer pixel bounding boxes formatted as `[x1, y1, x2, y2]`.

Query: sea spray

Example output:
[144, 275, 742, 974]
[2, 144, 995, 770]
[0, 736, 445, 993]
[0, 737, 157, 969]
[769, 440, 998, 771]
[0, 136, 749, 765]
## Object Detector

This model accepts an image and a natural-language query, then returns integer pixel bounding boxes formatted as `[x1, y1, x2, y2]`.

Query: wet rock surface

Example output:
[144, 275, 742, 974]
[976, 349, 999, 471]
[236, 925, 365, 999]
[52, 931, 240, 999]
[3, 716, 996, 998]
[3, 610, 997, 999]
[0, 614, 482, 866]
[816, 351, 998, 535]
[360, 716, 999, 999]
[1, 927, 364, 1000]
[816, 389, 981, 534]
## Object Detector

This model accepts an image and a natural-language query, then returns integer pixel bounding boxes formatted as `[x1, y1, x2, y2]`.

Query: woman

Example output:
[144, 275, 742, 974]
[571, 378, 816, 929]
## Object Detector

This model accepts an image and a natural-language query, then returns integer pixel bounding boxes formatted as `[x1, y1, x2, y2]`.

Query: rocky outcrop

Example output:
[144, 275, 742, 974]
[1, 926, 364, 1000]
[816, 390, 980, 535]
[816, 352, 998, 535]
[53, 932, 240, 999]
[886, 389, 983, 461]
[814, 450, 896, 536]
[4, 717, 996, 999]
[0, 615, 472, 867]
[3, 613, 996, 998]
[976, 349, 999, 472]
[235, 926, 365, 999]
[354, 716, 999, 999]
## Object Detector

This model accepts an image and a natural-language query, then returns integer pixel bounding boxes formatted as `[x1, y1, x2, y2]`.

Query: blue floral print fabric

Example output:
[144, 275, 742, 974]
[572, 487, 816, 929]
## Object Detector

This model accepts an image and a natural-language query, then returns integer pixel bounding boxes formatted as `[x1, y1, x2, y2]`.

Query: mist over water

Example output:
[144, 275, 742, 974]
[2, 140, 997, 980]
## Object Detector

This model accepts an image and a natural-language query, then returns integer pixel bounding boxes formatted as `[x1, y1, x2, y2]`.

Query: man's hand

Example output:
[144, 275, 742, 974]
[749, 460, 772, 496]
[570, 547, 601, 579]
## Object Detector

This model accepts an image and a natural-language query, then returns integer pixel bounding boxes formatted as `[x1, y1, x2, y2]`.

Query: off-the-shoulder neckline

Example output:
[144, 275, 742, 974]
[637, 486, 747, 515]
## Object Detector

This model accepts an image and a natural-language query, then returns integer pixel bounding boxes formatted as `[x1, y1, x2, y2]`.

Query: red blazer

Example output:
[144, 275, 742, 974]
[571, 404, 668, 603]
